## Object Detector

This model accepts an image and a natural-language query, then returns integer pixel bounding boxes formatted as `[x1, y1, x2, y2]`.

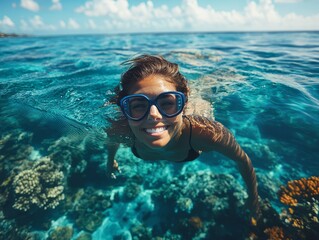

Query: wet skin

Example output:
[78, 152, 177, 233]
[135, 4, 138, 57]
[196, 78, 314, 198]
[126, 74, 186, 156]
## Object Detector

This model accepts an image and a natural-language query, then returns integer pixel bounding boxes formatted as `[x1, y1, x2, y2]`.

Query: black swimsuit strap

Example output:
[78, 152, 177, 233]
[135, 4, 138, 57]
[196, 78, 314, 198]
[183, 115, 195, 150]
[131, 143, 140, 158]
[181, 115, 200, 162]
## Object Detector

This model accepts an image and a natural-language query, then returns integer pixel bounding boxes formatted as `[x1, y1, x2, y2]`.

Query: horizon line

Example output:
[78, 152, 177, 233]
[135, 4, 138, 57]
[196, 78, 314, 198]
[1, 29, 319, 38]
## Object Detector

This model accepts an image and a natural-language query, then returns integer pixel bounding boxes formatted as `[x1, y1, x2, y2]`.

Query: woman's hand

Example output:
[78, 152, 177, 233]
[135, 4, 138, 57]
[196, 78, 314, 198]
[246, 196, 261, 226]
[106, 159, 121, 179]
[106, 143, 120, 179]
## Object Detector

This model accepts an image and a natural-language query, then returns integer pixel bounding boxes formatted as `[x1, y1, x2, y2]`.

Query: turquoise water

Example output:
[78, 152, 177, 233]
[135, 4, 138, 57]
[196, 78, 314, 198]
[0, 32, 318, 239]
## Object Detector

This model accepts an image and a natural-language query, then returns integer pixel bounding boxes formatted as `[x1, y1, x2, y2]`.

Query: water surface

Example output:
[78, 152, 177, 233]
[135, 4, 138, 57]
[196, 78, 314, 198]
[0, 32, 318, 239]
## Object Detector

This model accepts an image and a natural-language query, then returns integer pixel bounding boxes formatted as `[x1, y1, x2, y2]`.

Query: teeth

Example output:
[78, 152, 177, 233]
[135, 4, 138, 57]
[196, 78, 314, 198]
[145, 127, 167, 133]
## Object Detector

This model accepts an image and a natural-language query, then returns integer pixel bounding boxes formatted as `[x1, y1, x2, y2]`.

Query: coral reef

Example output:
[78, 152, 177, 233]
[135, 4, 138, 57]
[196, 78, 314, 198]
[123, 182, 142, 201]
[44, 137, 86, 179]
[187, 216, 203, 230]
[43, 133, 111, 187]
[68, 187, 112, 233]
[279, 176, 319, 207]
[176, 197, 193, 213]
[0, 130, 34, 181]
[151, 171, 249, 239]
[12, 157, 65, 212]
[278, 176, 319, 239]
[1, 127, 318, 239]
[130, 223, 153, 239]
[48, 226, 73, 240]
[263, 226, 290, 240]
[0, 218, 35, 240]
[75, 231, 92, 240]
[245, 198, 288, 240]
[153, 171, 247, 215]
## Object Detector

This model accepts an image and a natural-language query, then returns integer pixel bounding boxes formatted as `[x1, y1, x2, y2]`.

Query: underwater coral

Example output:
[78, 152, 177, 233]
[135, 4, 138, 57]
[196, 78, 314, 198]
[278, 176, 319, 239]
[12, 157, 65, 212]
[1, 126, 318, 240]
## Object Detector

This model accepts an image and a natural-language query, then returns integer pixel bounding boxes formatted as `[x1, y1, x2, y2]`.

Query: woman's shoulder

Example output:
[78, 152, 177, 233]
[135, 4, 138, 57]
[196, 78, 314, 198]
[104, 119, 134, 146]
[184, 115, 223, 131]
[184, 115, 226, 148]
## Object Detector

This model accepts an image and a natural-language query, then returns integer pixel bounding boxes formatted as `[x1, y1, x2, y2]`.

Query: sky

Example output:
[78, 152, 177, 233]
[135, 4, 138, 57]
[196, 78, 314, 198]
[0, 0, 319, 35]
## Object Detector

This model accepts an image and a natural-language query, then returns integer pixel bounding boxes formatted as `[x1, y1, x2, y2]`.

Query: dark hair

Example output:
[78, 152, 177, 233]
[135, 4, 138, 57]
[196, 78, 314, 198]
[114, 55, 189, 105]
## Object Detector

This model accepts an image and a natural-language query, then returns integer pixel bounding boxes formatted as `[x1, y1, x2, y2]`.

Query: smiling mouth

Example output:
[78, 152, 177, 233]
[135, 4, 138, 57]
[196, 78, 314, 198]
[144, 126, 168, 134]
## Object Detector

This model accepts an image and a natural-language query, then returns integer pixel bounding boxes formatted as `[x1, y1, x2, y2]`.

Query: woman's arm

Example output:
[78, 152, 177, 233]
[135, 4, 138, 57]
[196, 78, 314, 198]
[221, 144, 259, 217]
[214, 124, 259, 216]
[191, 117, 259, 217]
[106, 143, 121, 179]
[104, 119, 133, 179]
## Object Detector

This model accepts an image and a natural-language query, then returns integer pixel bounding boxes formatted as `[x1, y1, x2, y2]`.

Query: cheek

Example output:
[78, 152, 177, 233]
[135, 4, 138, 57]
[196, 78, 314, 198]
[128, 121, 143, 133]
[169, 116, 183, 130]
[128, 121, 141, 128]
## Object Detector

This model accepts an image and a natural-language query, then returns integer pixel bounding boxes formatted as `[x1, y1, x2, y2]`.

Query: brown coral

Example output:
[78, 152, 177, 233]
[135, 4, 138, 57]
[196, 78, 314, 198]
[264, 226, 290, 240]
[188, 216, 203, 230]
[278, 176, 319, 206]
[278, 176, 319, 239]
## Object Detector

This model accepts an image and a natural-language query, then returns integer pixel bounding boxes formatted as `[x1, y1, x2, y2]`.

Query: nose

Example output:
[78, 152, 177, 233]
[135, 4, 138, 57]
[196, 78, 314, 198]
[147, 105, 162, 120]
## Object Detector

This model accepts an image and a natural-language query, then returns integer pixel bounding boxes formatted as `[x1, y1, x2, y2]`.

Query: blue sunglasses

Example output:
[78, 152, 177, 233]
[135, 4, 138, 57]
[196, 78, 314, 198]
[120, 91, 186, 121]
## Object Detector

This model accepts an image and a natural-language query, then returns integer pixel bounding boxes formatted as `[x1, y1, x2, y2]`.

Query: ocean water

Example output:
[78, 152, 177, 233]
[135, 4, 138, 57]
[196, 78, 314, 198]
[0, 32, 318, 239]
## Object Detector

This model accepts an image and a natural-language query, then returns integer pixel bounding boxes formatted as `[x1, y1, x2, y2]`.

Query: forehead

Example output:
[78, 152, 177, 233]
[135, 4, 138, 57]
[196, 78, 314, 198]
[127, 74, 176, 95]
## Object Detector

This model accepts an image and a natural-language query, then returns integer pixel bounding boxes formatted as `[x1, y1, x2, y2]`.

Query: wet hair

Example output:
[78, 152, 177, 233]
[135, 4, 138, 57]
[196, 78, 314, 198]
[114, 55, 189, 106]
[105, 55, 190, 142]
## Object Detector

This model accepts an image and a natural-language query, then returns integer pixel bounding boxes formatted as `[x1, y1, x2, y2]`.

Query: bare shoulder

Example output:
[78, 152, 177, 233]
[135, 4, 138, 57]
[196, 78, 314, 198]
[186, 115, 224, 134]
[185, 115, 227, 151]
[104, 119, 134, 146]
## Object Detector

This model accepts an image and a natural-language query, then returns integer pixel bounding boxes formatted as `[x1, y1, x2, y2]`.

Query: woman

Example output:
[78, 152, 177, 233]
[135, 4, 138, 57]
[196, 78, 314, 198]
[105, 54, 259, 219]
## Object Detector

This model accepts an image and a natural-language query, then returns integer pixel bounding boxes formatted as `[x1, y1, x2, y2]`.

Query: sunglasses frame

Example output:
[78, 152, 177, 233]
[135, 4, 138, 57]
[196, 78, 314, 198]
[120, 91, 186, 121]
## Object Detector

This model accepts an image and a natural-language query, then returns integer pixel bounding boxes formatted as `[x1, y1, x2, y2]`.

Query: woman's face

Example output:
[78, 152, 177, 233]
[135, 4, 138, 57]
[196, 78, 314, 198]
[126, 74, 184, 150]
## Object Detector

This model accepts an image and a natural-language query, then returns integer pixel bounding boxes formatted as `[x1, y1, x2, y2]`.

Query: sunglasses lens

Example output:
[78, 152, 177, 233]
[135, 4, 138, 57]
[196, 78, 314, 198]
[157, 93, 183, 116]
[123, 96, 149, 120]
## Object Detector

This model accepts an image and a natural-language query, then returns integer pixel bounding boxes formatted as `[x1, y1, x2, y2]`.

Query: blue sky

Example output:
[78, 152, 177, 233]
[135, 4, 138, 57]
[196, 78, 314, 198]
[1, 0, 318, 35]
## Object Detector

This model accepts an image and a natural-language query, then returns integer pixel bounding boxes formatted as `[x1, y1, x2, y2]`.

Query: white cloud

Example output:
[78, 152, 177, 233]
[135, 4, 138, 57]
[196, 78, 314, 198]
[244, 0, 281, 26]
[59, 19, 81, 30]
[21, 0, 40, 12]
[30, 15, 44, 28]
[60, 20, 66, 28]
[0, 16, 15, 27]
[241, 0, 319, 30]
[13, 0, 317, 34]
[76, 0, 131, 18]
[274, 0, 303, 3]
[18, 15, 57, 32]
[50, 0, 62, 11]
[67, 18, 80, 29]
[74, 0, 319, 32]
[76, 0, 186, 31]
[68, 18, 80, 29]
